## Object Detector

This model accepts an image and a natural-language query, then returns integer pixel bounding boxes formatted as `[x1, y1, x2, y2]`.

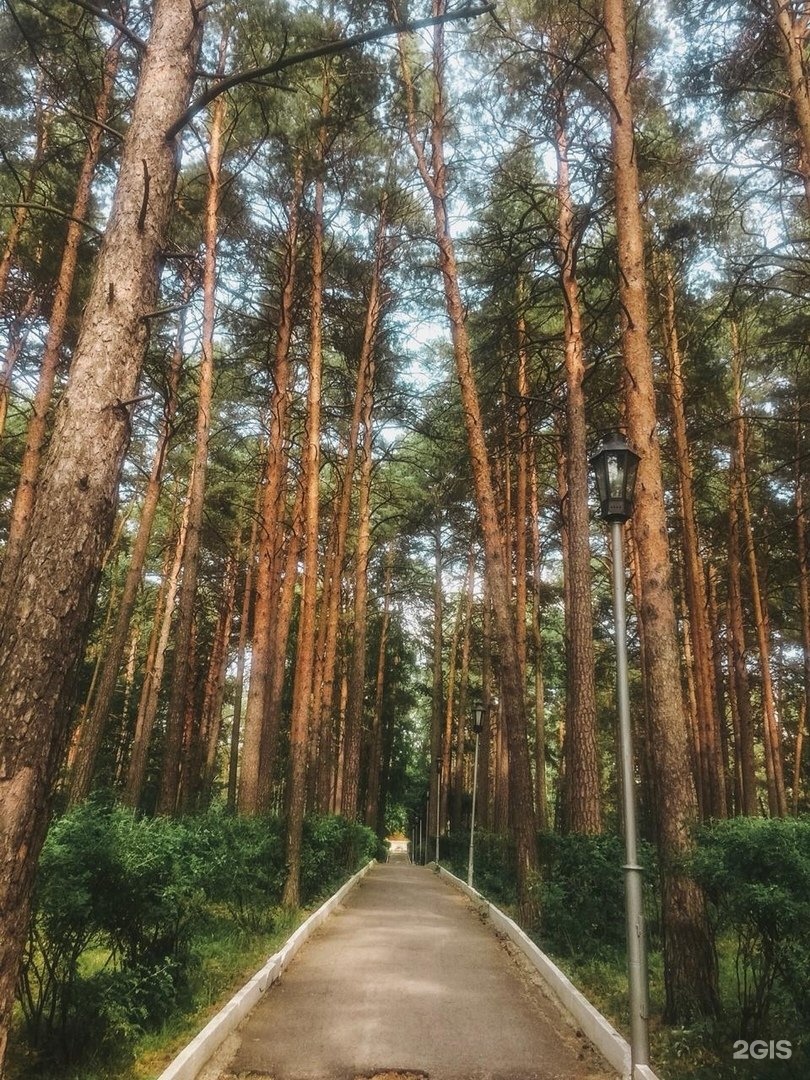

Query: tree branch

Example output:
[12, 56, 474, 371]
[0, 202, 103, 237]
[166, 3, 495, 140]
[65, 0, 145, 49]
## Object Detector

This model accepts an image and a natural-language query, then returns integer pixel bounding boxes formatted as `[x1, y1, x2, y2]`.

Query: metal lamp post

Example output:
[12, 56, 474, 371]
[590, 431, 650, 1072]
[467, 702, 484, 887]
[435, 756, 442, 864]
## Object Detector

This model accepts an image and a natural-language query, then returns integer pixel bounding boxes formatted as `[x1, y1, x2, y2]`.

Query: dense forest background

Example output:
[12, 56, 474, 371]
[0, 0, 809, 1077]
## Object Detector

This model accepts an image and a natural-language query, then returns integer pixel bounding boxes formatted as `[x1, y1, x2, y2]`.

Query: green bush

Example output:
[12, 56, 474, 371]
[537, 832, 657, 959]
[16, 805, 374, 1072]
[300, 814, 377, 902]
[442, 830, 518, 907]
[690, 816, 810, 1037]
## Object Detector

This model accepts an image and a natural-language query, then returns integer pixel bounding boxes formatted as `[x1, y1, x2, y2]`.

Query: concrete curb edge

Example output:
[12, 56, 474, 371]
[435, 865, 661, 1080]
[156, 858, 376, 1080]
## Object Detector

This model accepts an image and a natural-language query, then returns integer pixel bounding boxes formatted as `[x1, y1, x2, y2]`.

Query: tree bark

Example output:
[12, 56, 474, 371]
[660, 255, 726, 819]
[340, 373, 376, 820]
[123, 471, 195, 809]
[603, 0, 718, 1020]
[199, 547, 240, 806]
[311, 202, 388, 807]
[157, 41, 225, 815]
[452, 556, 475, 831]
[0, 2, 204, 1060]
[427, 522, 444, 844]
[529, 440, 547, 830]
[0, 290, 38, 439]
[730, 324, 787, 816]
[397, 0, 539, 923]
[1, 34, 122, 596]
[795, 412, 810, 809]
[67, 274, 189, 806]
[238, 160, 304, 813]
[227, 483, 262, 811]
[282, 79, 328, 907]
[555, 100, 602, 834]
[770, 0, 810, 207]
[365, 545, 394, 829]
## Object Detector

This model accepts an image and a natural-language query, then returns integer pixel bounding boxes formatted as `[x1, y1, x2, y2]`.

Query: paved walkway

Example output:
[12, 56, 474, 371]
[217, 861, 615, 1080]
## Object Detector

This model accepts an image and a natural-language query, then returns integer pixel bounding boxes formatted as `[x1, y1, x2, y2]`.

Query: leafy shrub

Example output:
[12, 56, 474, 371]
[537, 832, 657, 959]
[442, 830, 518, 908]
[300, 814, 377, 902]
[690, 816, 810, 1037]
[181, 812, 285, 929]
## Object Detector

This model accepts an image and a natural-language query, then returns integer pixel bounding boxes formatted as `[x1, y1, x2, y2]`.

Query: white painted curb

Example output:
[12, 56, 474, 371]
[156, 859, 376, 1080]
[435, 865, 661, 1080]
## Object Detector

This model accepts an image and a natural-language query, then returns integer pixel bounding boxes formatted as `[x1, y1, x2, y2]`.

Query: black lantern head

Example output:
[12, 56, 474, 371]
[472, 701, 484, 735]
[590, 431, 640, 523]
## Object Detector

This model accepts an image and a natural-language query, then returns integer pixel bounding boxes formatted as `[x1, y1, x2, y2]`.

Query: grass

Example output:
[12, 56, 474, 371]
[8, 902, 316, 1080]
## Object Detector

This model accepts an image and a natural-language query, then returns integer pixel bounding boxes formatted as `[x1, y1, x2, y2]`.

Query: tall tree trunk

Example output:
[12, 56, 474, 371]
[795, 413, 810, 808]
[397, 0, 539, 923]
[0, 79, 50, 304]
[67, 276, 189, 806]
[199, 547, 239, 806]
[238, 161, 303, 813]
[727, 473, 758, 815]
[157, 46, 226, 815]
[282, 79, 329, 907]
[340, 376, 376, 820]
[440, 575, 465, 833]
[123, 472, 195, 809]
[310, 202, 388, 806]
[227, 484, 262, 811]
[0, 290, 38, 439]
[427, 521, 444, 845]
[365, 545, 394, 829]
[770, 0, 810, 207]
[452, 557, 475, 831]
[603, 0, 718, 1020]
[1, 34, 122, 596]
[479, 583, 492, 830]
[555, 98, 602, 835]
[661, 255, 726, 818]
[258, 477, 306, 811]
[730, 325, 787, 816]
[0, 2, 204, 1057]
[529, 439, 547, 830]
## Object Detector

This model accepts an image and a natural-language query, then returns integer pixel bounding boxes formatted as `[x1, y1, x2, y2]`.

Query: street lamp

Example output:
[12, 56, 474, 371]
[435, 756, 442, 864]
[467, 701, 484, 887]
[590, 431, 650, 1073]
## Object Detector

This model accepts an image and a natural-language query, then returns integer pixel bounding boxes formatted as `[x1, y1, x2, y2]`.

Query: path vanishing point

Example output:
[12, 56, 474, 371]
[203, 857, 617, 1080]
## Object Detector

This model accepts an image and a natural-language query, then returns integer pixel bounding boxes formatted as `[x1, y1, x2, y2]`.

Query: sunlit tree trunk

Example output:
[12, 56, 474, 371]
[452, 558, 475, 831]
[1, 34, 122, 596]
[660, 256, 726, 819]
[555, 99, 601, 834]
[157, 39, 226, 815]
[0, 77, 50, 304]
[238, 162, 304, 813]
[198, 548, 239, 806]
[603, 0, 718, 1019]
[365, 546, 394, 829]
[67, 275, 189, 806]
[341, 377, 376, 820]
[397, 0, 539, 922]
[427, 522, 444, 846]
[730, 325, 787, 816]
[123, 471, 195, 809]
[310, 203, 387, 805]
[770, 0, 810, 207]
[227, 485, 262, 811]
[282, 78, 329, 906]
[727, 472, 758, 816]
[0, 2, 204, 1057]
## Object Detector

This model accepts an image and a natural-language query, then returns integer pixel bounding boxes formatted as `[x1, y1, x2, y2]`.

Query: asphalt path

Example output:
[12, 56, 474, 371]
[216, 859, 616, 1080]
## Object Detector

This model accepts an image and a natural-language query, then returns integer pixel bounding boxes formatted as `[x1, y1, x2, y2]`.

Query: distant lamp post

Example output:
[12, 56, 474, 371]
[590, 431, 649, 1072]
[467, 701, 485, 887]
[435, 756, 442, 864]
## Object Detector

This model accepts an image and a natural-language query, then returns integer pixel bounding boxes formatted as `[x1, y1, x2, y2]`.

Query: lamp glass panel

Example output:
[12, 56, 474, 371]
[607, 452, 625, 499]
[625, 455, 639, 500]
